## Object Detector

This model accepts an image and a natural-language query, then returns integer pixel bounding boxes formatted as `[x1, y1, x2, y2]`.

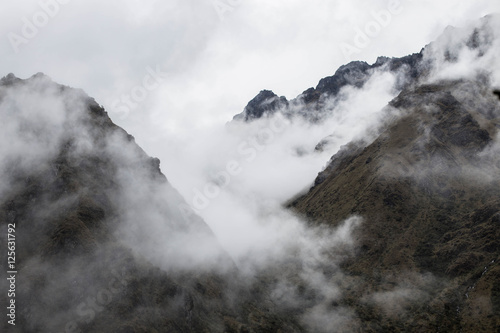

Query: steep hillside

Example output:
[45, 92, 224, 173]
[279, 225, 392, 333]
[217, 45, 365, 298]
[287, 15, 500, 331]
[0, 74, 301, 333]
[291, 80, 500, 332]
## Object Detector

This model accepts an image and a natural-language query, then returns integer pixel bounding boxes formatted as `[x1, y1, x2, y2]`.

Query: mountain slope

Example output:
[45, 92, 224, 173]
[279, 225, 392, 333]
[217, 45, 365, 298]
[231, 14, 500, 332]
[291, 79, 500, 332]
[0, 73, 301, 333]
[2, 14, 500, 333]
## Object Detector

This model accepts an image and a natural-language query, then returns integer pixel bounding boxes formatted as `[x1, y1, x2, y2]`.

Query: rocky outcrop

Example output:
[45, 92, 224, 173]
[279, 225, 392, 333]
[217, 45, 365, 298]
[233, 52, 423, 123]
[233, 89, 288, 121]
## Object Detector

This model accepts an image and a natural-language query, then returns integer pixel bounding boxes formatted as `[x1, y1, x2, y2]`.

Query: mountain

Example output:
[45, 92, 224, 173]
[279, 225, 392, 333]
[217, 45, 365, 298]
[291, 79, 500, 332]
[285, 15, 500, 332]
[0, 73, 301, 332]
[2, 14, 500, 333]
[232, 54, 422, 124]
[232, 15, 499, 128]
[234, 13, 500, 332]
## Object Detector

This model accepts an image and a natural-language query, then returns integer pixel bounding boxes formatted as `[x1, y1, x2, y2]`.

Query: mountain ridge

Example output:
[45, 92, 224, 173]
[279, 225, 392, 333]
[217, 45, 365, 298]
[2, 13, 500, 333]
[232, 52, 423, 123]
[0, 73, 305, 332]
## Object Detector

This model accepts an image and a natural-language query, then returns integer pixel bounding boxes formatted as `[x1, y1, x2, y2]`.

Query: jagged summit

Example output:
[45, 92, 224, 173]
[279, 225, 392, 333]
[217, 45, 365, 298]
[232, 89, 288, 121]
[315, 60, 372, 95]
[2, 72, 52, 83]
[233, 15, 499, 125]
[232, 52, 423, 123]
[1, 73, 22, 85]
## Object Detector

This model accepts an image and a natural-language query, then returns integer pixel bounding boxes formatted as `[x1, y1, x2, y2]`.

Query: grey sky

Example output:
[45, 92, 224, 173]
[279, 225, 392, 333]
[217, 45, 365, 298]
[1, 1, 498, 144]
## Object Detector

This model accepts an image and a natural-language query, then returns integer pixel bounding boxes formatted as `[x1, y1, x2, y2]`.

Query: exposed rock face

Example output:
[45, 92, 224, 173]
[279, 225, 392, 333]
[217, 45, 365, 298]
[315, 61, 373, 96]
[233, 52, 423, 123]
[233, 89, 288, 121]
[234, 15, 500, 127]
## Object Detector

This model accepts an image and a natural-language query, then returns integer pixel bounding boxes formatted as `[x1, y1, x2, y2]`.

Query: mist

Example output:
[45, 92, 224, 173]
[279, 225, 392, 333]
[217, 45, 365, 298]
[1, 5, 500, 332]
[0, 57, 407, 331]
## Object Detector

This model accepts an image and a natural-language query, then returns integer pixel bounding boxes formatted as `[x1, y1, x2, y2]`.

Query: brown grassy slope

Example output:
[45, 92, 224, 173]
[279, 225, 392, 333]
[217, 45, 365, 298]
[291, 81, 500, 332]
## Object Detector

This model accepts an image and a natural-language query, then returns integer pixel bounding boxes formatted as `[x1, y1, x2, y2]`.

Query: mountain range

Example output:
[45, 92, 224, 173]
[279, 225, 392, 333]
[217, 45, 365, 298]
[1, 14, 499, 333]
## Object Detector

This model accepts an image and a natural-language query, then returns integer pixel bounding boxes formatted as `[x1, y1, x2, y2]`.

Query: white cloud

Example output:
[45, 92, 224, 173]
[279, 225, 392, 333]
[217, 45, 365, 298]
[423, 13, 500, 86]
[2, 2, 499, 328]
[0, 0, 498, 141]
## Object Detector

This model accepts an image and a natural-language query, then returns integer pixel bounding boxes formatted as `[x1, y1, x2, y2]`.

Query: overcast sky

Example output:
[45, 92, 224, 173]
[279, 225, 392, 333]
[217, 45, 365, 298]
[1, 1, 498, 147]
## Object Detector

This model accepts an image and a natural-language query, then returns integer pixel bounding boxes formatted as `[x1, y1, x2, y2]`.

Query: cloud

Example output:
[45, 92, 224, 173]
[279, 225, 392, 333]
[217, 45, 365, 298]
[0, 0, 498, 141]
[364, 272, 442, 318]
[142, 59, 409, 326]
[423, 14, 500, 86]
[2, 3, 500, 331]
[0, 74, 87, 198]
[157, 64, 404, 265]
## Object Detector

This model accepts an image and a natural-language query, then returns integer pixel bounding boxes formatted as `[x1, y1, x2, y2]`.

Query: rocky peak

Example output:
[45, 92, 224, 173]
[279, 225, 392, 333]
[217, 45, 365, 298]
[315, 60, 372, 95]
[232, 51, 424, 124]
[1, 73, 22, 86]
[232, 89, 288, 121]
